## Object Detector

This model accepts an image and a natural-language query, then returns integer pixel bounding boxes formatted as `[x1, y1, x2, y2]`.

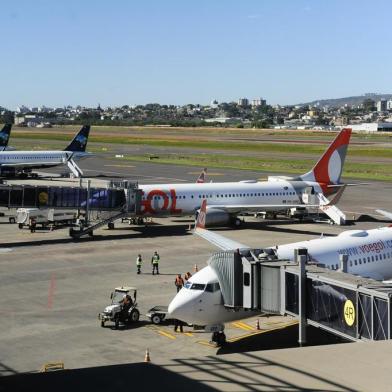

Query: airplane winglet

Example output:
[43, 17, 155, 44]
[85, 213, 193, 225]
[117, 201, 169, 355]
[195, 199, 207, 229]
[196, 168, 207, 183]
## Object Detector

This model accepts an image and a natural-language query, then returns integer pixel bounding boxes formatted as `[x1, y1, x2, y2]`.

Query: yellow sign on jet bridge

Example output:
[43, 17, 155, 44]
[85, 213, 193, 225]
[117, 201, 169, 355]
[38, 191, 48, 205]
[344, 299, 355, 326]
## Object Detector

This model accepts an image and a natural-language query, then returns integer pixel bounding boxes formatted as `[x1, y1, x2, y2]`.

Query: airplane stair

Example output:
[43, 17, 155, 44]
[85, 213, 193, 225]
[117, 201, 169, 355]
[316, 193, 346, 226]
[69, 207, 129, 239]
[67, 158, 83, 178]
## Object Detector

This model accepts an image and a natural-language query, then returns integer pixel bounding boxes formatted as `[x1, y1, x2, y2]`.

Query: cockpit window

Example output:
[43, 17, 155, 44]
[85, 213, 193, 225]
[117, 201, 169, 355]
[190, 283, 205, 290]
[205, 283, 220, 292]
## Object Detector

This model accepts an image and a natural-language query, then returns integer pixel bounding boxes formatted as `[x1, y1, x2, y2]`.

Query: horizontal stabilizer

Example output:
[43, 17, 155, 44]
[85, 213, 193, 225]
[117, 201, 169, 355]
[376, 209, 392, 220]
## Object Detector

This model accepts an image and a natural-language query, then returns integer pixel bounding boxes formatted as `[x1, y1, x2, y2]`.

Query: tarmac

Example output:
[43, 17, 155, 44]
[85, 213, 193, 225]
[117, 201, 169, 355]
[1, 145, 392, 391]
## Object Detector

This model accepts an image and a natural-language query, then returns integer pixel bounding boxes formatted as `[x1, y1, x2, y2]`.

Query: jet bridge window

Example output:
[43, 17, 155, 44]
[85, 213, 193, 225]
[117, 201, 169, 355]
[243, 272, 250, 286]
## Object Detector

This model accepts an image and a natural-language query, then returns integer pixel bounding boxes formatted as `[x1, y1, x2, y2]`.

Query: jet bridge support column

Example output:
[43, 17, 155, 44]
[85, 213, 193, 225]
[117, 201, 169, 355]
[297, 248, 308, 347]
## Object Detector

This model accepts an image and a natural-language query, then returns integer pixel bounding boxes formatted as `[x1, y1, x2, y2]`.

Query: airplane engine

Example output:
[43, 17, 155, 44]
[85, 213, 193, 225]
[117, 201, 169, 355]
[203, 209, 231, 227]
[203, 209, 241, 227]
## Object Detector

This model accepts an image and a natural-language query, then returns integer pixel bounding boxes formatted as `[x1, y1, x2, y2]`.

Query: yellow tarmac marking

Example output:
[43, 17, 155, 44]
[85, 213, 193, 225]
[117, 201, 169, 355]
[196, 320, 299, 347]
[104, 164, 135, 168]
[231, 321, 254, 331]
[184, 332, 194, 337]
[157, 330, 177, 340]
[227, 320, 299, 343]
[196, 340, 217, 347]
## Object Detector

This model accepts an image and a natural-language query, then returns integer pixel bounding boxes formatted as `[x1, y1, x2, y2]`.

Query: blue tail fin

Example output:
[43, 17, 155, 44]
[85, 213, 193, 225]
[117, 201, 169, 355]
[64, 125, 90, 152]
[0, 124, 12, 150]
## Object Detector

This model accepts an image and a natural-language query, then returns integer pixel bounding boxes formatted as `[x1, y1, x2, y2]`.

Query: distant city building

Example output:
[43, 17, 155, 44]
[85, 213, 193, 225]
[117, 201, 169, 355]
[251, 98, 266, 107]
[387, 100, 392, 110]
[377, 99, 387, 112]
[204, 117, 241, 124]
[237, 98, 249, 107]
[16, 105, 29, 114]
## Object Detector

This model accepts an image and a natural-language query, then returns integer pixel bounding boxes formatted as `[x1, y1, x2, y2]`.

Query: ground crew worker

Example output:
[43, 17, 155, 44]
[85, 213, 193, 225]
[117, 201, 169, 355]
[175, 274, 184, 292]
[174, 318, 184, 333]
[29, 218, 36, 233]
[136, 254, 142, 274]
[151, 251, 160, 275]
[184, 271, 192, 282]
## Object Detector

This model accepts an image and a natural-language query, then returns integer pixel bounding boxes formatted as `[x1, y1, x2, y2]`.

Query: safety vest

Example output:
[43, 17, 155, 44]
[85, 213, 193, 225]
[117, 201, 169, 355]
[152, 255, 159, 264]
[136, 257, 142, 266]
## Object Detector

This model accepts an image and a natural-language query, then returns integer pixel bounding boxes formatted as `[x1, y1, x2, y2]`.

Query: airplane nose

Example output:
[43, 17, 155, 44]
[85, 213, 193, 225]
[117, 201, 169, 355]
[168, 292, 195, 322]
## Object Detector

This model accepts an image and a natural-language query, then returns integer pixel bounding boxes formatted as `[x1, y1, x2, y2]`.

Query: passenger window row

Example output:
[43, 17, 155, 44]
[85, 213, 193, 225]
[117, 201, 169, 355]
[142, 191, 297, 201]
[327, 252, 391, 270]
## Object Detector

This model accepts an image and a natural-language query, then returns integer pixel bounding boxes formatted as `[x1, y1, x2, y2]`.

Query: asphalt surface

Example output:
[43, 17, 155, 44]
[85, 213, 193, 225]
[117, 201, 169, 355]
[1, 142, 392, 391]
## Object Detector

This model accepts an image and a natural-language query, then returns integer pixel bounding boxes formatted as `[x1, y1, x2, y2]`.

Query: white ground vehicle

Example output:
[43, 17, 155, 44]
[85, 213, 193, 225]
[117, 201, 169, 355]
[98, 286, 140, 329]
[16, 208, 76, 229]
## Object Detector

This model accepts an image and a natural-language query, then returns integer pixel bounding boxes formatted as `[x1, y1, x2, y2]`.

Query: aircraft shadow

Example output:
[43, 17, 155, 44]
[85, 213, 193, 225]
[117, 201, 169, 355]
[213, 224, 337, 237]
[0, 225, 192, 248]
[100, 319, 151, 331]
[0, 362, 218, 392]
[217, 324, 346, 355]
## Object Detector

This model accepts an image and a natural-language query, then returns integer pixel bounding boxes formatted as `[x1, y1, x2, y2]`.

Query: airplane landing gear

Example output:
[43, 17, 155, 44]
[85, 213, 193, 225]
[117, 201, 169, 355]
[210, 331, 226, 347]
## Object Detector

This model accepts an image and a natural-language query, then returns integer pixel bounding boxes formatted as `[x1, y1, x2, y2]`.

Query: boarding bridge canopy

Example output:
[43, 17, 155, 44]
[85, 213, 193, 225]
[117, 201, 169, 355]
[0, 184, 137, 210]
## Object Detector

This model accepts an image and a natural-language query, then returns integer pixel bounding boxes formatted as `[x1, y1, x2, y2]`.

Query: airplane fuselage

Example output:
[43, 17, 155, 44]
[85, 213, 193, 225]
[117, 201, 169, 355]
[0, 150, 90, 171]
[139, 180, 322, 217]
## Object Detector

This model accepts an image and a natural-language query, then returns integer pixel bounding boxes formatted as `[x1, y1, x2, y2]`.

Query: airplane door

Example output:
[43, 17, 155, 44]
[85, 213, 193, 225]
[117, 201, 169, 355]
[302, 186, 316, 204]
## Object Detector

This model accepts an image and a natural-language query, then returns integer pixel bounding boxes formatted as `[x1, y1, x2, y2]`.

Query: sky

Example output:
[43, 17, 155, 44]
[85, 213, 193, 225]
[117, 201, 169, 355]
[1, 0, 392, 108]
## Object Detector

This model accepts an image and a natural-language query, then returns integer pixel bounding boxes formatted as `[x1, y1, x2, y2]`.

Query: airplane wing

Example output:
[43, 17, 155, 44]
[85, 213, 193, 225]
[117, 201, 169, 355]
[376, 209, 392, 220]
[194, 227, 249, 251]
[194, 199, 249, 251]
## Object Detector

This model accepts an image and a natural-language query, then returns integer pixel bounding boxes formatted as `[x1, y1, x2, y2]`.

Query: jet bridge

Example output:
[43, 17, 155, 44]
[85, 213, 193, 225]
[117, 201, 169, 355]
[208, 249, 392, 342]
[0, 180, 142, 239]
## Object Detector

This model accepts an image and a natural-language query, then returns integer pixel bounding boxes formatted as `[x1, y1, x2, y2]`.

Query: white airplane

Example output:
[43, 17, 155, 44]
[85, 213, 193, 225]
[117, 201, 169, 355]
[168, 199, 392, 335]
[0, 125, 91, 178]
[137, 129, 352, 226]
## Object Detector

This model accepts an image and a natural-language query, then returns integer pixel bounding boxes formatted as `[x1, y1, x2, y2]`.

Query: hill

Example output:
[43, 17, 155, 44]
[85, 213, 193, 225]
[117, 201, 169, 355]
[298, 93, 392, 108]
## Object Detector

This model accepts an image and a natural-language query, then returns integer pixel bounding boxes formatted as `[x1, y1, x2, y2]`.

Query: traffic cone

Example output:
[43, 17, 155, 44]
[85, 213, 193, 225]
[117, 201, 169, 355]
[256, 318, 260, 330]
[144, 349, 151, 363]
[193, 264, 198, 273]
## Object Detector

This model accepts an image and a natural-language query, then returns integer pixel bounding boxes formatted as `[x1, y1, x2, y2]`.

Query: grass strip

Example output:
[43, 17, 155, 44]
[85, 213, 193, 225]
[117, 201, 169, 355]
[120, 154, 392, 181]
[11, 132, 392, 158]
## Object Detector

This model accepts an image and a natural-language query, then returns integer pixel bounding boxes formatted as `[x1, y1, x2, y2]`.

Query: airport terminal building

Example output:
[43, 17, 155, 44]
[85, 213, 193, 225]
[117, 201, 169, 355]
[348, 122, 392, 132]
